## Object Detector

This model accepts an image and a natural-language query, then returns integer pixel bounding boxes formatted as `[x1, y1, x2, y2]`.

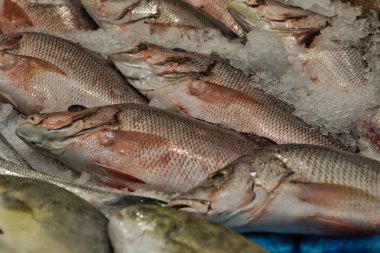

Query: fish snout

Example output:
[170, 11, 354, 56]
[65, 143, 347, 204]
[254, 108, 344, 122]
[167, 198, 211, 214]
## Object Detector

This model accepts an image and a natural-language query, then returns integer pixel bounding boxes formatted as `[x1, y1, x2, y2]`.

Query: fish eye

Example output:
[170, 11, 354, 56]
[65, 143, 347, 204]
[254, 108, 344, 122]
[210, 170, 226, 181]
[68, 104, 87, 112]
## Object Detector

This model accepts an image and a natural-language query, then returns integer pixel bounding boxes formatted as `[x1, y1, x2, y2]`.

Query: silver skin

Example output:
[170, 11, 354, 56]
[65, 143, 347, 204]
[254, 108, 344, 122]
[169, 144, 380, 236]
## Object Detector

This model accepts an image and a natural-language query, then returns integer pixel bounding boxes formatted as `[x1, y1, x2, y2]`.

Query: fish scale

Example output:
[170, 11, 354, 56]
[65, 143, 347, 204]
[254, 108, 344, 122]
[0, 32, 145, 115]
[252, 145, 380, 196]
[170, 144, 380, 235]
[0, 0, 96, 34]
[16, 103, 260, 193]
[112, 44, 352, 150]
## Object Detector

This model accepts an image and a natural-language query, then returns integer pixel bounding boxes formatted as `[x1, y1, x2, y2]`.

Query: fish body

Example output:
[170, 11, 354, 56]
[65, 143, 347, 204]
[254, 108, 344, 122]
[0, 175, 111, 253]
[169, 144, 380, 236]
[15, 103, 259, 193]
[81, 0, 234, 36]
[0, 32, 145, 115]
[0, 0, 96, 34]
[111, 43, 351, 150]
[182, 0, 246, 37]
[108, 205, 268, 253]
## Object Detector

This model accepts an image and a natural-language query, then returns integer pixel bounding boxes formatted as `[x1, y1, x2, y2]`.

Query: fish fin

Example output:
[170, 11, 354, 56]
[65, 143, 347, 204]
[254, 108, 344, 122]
[307, 215, 374, 236]
[295, 182, 379, 206]
[95, 162, 146, 184]
[0, 91, 23, 114]
[241, 133, 277, 146]
[1, 0, 33, 28]
[293, 182, 379, 235]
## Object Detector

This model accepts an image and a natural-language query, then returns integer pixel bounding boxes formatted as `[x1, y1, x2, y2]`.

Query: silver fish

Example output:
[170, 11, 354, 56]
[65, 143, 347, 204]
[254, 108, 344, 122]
[0, 32, 145, 115]
[0, 156, 165, 217]
[0, 132, 31, 168]
[0, 174, 111, 253]
[169, 144, 380, 236]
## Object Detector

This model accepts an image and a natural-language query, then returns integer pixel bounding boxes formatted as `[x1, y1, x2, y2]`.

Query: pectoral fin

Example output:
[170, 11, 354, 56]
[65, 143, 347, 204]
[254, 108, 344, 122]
[96, 162, 146, 184]
[294, 182, 380, 235]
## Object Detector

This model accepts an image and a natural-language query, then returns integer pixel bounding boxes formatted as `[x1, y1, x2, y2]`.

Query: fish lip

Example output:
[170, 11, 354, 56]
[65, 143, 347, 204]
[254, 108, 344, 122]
[167, 198, 212, 214]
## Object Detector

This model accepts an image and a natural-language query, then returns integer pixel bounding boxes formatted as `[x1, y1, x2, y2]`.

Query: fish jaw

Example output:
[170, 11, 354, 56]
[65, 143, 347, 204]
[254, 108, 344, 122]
[81, 0, 156, 28]
[110, 43, 210, 94]
[15, 105, 116, 153]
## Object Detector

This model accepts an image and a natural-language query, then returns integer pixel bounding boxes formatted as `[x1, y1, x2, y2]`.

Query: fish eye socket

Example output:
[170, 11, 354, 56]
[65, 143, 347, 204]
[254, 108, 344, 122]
[210, 171, 226, 181]
[68, 104, 87, 112]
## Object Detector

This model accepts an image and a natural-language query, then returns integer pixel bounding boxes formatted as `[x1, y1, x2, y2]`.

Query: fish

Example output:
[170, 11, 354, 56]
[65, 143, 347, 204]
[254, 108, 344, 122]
[108, 205, 268, 253]
[0, 132, 32, 168]
[228, 1, 368, 89]
[15, 103, 260, 194]
[80, 0, 235, 37]
[0, 0, 97, 34]
[110, 43, 353, 151]
[0, 156, 166, 218]
[0, 32, 145, 115]
[181, 0, 246, 37]
[0, 130, 165, 217]
[0, 174, 111, 253]
[169, 144, 380, 236]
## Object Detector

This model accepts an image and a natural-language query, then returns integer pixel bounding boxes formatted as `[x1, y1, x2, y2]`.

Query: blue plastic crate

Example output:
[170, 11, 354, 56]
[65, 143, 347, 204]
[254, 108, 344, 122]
[244, 233, 380, 253]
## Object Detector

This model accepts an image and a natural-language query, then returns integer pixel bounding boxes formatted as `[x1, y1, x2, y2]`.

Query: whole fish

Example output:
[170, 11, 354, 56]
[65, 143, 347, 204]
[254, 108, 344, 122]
[0, 0, 97, 34]
[0, 175, 111, 253]
[181, 0, 246, 37]
[169, 144, 380, 236]
[228, 1, 367, 89]
[81, 0, 234, 37]
[0, 32, 145, 115]
[15, 103, 260, 193]
[110, 43, 352, 150]
[109, 205, 268, 253]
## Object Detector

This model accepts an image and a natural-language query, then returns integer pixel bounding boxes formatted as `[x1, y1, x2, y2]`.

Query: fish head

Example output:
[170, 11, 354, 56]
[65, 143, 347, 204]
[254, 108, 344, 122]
[81, 0, 157, 28]
[228, 1, 264, 32]
[169, 155, 265, 221]
[169, 148, 296, 225]
[15, 104, 121, 155]
[110, 43, 213, 96]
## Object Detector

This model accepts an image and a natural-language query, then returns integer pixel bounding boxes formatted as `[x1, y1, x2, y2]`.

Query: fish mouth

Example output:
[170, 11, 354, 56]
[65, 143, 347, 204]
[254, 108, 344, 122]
[167, 198, 212, 214]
